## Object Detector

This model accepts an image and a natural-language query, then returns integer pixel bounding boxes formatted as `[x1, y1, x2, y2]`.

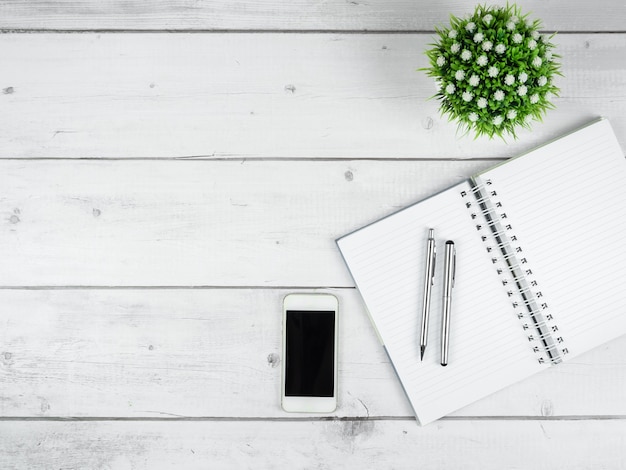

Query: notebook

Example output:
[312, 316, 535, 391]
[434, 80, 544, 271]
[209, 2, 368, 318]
[336, 118, 626, 425]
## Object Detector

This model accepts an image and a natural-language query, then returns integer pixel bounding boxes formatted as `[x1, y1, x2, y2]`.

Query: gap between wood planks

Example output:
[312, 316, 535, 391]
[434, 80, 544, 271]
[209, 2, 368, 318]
[0, 415, 624, 422]
[0, 285, 356, 290]
[0, 29, 620, 34]
[0, 157, 508, 162]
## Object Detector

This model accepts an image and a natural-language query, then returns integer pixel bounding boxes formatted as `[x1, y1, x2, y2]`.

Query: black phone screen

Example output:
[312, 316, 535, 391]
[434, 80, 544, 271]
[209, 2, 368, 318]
[285, 310, 335, 397]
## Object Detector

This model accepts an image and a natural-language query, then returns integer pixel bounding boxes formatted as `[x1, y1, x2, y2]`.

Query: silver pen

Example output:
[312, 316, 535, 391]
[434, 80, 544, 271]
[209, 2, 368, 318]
[419, 228, 436, 361]
[441, 240, 456, 367]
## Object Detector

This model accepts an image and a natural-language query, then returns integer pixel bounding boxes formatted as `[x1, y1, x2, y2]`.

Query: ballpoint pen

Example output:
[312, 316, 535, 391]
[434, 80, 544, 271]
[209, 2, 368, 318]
[441, 240, 456, 367]
[419, 228, 436, 361]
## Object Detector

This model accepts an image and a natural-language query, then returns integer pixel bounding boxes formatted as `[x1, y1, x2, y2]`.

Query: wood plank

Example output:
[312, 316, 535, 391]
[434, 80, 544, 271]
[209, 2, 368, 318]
[0, 159, 489, 287]
[3, 419, 626, 469]
[2, 288, 626, 419]
[0, 0, 624, 32]
[0, 33, 624, 159]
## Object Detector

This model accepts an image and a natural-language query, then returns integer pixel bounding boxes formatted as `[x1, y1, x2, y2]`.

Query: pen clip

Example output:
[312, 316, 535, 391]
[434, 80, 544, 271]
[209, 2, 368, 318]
[451, 245, 456, 288]
[431, 245, 437, 285]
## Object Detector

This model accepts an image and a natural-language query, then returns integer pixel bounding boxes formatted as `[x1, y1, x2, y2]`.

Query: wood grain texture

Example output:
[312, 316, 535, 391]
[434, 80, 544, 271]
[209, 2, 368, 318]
[2, 2, 626, 466]
[3, 419, 626, 469]
[0, 0, 624, 31]
[2, 288, 626, 419]
[0, 33, 624, 159]
[0, 159, 489, 287]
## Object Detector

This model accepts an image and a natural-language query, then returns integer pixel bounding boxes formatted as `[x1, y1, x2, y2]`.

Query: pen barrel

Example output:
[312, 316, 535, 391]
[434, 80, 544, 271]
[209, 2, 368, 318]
[440, 240, 455, 366]
[420, 263, 433, 345]
[420, 236, 436, 348]
[441, 295, 452, 366]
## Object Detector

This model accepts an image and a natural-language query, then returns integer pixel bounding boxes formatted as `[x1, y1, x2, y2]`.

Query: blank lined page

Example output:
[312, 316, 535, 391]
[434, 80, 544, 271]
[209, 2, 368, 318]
[479, 119, 626, 361]
[337, 182, 540, 425]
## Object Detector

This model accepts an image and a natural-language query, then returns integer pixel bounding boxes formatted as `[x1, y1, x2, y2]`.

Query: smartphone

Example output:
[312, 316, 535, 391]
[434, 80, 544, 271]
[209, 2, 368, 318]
[281, 293, 338, 413]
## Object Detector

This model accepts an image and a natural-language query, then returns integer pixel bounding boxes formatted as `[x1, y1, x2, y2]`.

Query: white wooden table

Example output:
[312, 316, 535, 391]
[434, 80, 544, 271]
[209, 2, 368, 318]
[1, 1, 626, 467]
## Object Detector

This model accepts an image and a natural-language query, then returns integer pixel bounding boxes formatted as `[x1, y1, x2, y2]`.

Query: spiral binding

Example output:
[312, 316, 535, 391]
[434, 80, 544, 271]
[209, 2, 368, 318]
[461, 176, 566, 365]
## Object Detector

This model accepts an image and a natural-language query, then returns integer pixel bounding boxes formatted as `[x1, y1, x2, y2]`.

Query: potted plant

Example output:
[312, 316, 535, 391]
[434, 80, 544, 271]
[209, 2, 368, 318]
[422, 4, 561, 139]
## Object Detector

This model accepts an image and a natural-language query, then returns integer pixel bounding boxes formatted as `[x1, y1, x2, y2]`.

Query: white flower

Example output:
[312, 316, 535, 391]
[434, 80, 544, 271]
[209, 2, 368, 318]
[517, 85, 528, 96]
[477, 55, 488, 66]
[504, 74, 515, 86]
[473, 32, 484, 43]
[482, 40, 493, 51]
[531, 30, 540, 40]
[544, 51, 553, 62]
[518, 72, 528, 83]
[477, 97, 488, 108]
[448, 29, 458, 39]
[530, 93, 540, 104]
[495, 43, 506, 54]
[461, 49, 472, 61]
[488, 66, 499, 78]
[506, 21, 516, 31]
[513, 33, 523, 44]
[537, 75, 548, 86]
[483, 14, 493, 25]
[445, 83, 456, 94]
[465, 22, 476, 32]
[511, 16, 519, 24]
[469, 112, 479, 122]
[455, 69, 466, 81]
[532, 56, 543, 68]
[507, 109, 517, 120]
[493, 89, 505, 101]
[528, 39, 537, 50]
[462, 91, 473, 102]
[450, 42, 461, 54]
[468, 74, 480, 87]
[493, 115, 504, 126]
[436, 56, 446, 67]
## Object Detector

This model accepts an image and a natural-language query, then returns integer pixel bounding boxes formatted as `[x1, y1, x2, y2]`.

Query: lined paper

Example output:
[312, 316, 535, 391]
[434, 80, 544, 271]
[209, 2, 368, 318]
[480, 119, 626, 361]
[337, 119, 626, 425]
[337, 183, 540, 425]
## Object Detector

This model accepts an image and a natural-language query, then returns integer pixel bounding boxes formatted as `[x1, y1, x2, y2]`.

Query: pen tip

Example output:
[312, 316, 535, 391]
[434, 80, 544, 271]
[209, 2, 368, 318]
[420, 346, 425, 361]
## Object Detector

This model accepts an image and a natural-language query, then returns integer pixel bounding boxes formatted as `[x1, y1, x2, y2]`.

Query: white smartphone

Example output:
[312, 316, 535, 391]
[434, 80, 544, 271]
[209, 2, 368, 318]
[281, 293, 338, 413]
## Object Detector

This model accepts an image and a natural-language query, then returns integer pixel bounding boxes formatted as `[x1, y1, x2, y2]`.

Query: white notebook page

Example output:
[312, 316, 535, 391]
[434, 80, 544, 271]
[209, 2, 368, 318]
[337, 182, 541, 425]
[480, 119, 626, 360]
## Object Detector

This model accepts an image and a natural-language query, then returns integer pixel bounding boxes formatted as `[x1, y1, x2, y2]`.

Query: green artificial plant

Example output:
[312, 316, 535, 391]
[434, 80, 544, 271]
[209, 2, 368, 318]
[422, 4, 561, 139]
